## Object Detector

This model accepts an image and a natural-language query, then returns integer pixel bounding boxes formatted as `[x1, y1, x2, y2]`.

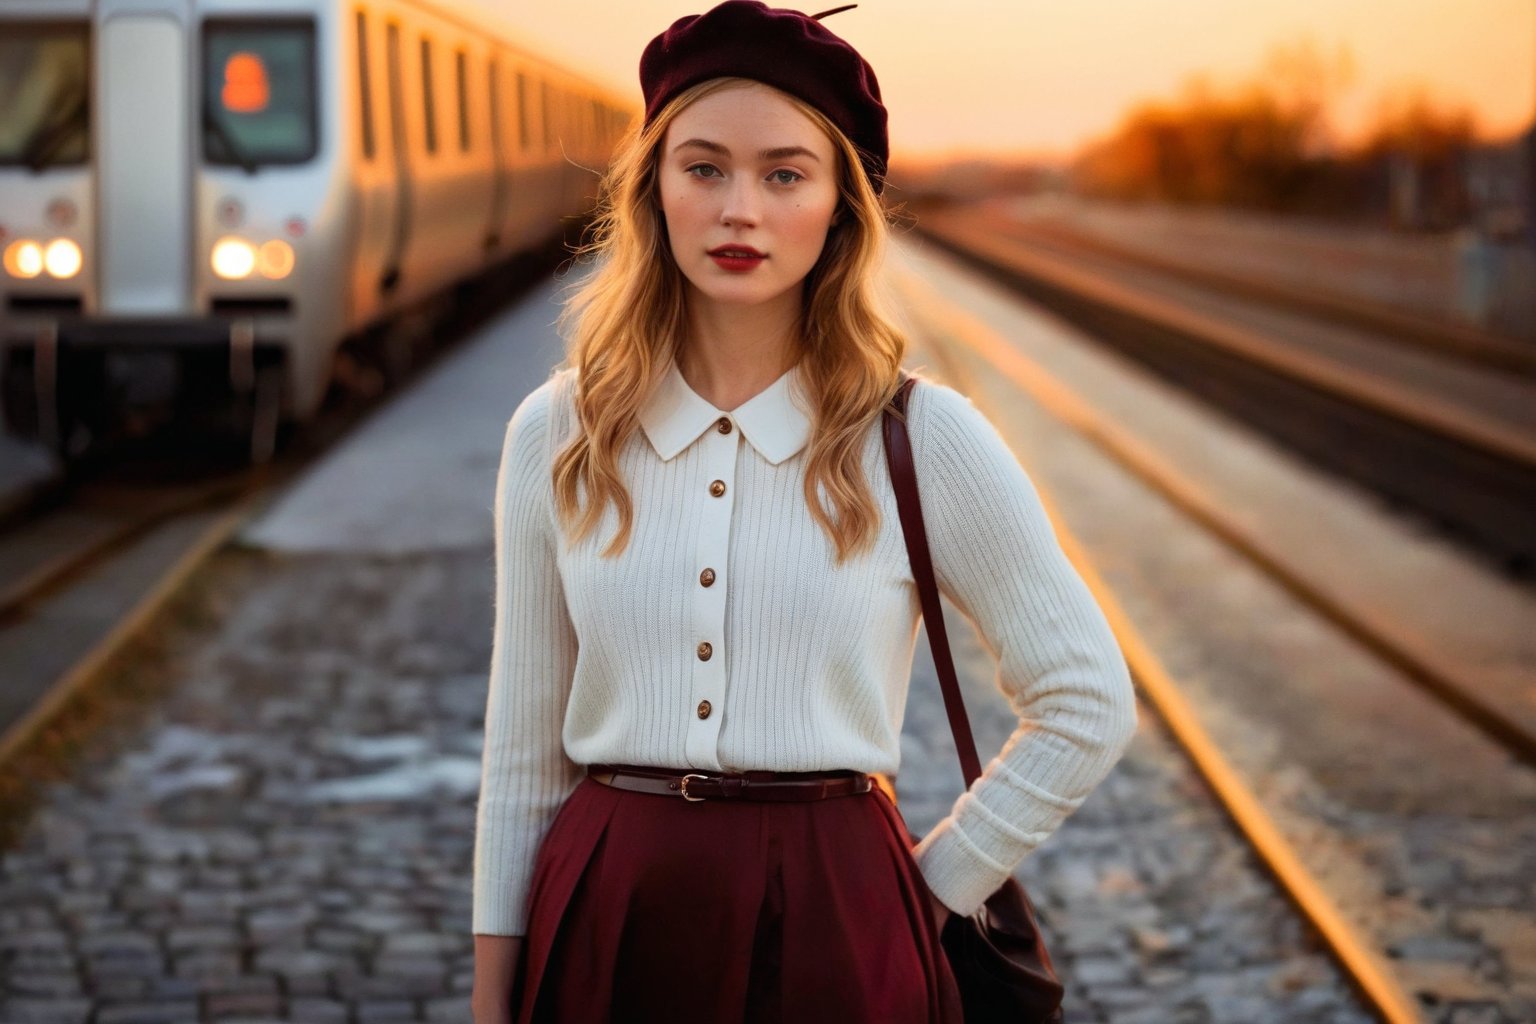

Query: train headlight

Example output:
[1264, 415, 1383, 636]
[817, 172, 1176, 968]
[256, 239, 294, 279]
[212, 236, 256, 280]
[3, 240, 44, 279]
[44, 239, 83, 279]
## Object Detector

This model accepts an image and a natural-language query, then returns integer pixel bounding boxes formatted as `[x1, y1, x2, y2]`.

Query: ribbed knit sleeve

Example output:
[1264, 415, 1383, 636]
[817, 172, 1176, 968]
[471, 379, 584, 936]
[904, 381, 1139, 919]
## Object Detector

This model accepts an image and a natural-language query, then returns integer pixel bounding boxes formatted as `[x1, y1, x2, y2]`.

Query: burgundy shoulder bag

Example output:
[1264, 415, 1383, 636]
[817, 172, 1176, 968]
[881, 370, 1067, 1024]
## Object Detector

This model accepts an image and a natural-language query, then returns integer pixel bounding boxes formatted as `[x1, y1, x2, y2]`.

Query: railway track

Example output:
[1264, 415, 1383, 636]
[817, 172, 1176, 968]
[985, 211, 1536, 380]
[0, 477, 252, 622]
[894, 250, 1534, 1023]
[888, 236, 1536, 765]
[911, 202, 1536, 578]
[0, 450, 316, 817]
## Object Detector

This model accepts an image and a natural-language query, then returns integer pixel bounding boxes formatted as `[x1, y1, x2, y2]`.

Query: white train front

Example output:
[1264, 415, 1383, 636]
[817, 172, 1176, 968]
[0, 0, 634, 460]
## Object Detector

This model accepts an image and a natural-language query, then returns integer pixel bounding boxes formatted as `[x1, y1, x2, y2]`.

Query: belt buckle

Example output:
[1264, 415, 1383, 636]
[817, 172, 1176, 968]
[678, 773, 710, 802]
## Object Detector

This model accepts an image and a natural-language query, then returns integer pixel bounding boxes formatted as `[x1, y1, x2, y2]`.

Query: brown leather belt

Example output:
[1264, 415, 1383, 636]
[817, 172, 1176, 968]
[586, 762, 872, 802]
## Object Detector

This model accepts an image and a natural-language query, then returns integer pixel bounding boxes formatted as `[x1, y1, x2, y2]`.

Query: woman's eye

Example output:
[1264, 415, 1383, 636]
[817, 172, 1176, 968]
[684, 165, 802, 185]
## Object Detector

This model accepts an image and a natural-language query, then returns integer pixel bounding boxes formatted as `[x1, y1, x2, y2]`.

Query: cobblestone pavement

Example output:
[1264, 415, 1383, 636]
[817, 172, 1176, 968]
[0, 530, 1375, 1022]
[1, 551, 490, 1024]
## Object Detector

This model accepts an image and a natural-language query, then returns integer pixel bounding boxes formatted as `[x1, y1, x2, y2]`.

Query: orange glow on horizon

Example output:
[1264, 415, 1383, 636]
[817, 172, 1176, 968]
[455, 0, 1533, 163]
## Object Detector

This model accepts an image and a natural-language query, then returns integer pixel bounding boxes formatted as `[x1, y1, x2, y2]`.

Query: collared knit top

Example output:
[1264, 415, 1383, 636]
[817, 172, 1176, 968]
[471, 356, 1138, 936]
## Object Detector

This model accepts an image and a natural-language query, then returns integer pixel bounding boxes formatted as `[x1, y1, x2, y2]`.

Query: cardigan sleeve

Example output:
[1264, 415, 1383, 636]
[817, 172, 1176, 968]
[904, 379, 1139, 919]
[471, 379, 584, 936]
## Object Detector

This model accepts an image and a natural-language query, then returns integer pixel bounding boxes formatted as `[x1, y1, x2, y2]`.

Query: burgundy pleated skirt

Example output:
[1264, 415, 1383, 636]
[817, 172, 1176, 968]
[511, 769, 965, 1023]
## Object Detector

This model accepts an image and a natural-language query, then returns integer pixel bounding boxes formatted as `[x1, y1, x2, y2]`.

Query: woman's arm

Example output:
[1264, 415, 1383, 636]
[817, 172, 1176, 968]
[472, 934, 524, 1023]
[471, 380, 584, 954]
[905, 380, 1139, 920]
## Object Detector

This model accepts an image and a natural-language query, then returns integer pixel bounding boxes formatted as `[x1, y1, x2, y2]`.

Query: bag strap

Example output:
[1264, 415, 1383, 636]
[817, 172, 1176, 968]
[882, 372, 985, 788]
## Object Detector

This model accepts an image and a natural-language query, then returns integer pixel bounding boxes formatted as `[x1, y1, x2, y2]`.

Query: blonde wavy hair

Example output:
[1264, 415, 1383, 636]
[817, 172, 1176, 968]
[552, 76, 911, 565]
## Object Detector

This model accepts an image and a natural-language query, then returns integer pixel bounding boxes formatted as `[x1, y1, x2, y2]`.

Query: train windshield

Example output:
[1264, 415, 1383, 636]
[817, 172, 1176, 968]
[0, 24, 90, 169]
[202, 20, 317, 167]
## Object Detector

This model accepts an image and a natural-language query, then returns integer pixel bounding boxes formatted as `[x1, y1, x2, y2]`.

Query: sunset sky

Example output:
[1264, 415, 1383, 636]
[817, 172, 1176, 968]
[464, 0, 1534, 162]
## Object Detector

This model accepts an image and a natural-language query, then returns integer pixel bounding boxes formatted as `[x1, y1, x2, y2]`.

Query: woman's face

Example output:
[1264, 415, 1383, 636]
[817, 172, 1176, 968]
[657, 82, 842, 315]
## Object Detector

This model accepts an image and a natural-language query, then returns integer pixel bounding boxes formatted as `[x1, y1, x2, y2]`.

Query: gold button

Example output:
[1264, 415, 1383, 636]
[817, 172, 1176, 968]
[697, 641, 712, 660]
[697, 699, 712, 719]
[699, 567, 716, 587]
[709, 480, 726, 497]
[716, 417, 732, 434]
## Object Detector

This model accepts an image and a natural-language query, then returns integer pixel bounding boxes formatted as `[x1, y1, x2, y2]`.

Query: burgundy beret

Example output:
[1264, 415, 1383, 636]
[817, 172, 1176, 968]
[639, 1, 889, 195]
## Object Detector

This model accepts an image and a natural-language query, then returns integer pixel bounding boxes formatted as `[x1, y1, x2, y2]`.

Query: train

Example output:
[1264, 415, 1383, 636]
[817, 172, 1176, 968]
[0, 0, 635, 462]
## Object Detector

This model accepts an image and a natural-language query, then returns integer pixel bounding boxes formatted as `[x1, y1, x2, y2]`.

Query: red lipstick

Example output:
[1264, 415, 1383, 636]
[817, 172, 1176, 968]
[708, 244, 766, 272]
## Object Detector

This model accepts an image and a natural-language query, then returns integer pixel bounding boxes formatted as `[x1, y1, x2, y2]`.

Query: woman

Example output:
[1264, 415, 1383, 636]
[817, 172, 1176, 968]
[470, 3, 1139, 1022]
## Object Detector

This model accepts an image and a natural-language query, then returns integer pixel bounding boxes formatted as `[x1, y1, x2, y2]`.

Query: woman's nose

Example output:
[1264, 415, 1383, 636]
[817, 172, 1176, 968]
[719, 176, 761, 227]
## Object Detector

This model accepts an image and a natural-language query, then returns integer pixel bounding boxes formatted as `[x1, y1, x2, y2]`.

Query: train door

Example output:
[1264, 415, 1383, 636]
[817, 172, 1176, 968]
[380, 21, 411, 294]
[97, 5, 192, 313]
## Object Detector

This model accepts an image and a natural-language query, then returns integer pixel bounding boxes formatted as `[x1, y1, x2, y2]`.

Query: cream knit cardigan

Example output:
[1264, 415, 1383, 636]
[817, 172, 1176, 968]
[472, 357, 1138, 936]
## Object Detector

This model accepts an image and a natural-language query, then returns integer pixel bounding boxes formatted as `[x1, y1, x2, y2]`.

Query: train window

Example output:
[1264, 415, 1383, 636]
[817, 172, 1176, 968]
[455, 49, 469, 152]
[0, 22, 90, 169]
[203, 18, 317, 166]
[488, 59, 502, 159]
[355, 11, 374, 160]
[386, 23, 405, 156]
[540, 80, 551, 151]
[420, 37, 437, 154]
[516, 71, 529, 153]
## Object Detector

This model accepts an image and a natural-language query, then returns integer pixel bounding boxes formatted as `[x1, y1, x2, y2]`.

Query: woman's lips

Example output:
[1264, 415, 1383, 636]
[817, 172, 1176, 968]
[709, 251, 767, 272]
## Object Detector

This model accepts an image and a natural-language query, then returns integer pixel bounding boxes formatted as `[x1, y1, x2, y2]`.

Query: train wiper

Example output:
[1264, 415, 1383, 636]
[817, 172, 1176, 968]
[202, 103, 259, 175]
[22, 93, 88, 173]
